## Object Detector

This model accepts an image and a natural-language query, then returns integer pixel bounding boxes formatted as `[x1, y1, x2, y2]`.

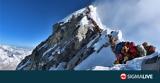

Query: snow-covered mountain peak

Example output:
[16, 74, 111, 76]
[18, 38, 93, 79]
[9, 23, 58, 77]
[59, 5, 107, 30]
[16, 5, 160, 71]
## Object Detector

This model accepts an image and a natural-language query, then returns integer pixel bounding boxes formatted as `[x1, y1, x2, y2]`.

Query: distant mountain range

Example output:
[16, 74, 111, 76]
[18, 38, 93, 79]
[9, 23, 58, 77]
[0, 44, 32, 70]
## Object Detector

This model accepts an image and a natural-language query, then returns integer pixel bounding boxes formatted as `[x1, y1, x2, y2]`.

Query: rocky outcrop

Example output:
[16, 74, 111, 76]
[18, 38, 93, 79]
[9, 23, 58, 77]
[16, 5, 160, 71]
[16, 5, 108, 70]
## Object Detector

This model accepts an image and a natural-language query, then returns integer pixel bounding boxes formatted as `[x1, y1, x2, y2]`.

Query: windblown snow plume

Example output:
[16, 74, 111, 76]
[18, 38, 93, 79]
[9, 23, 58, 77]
[0, 44, 32, 70]
[94, 0, 160, 50]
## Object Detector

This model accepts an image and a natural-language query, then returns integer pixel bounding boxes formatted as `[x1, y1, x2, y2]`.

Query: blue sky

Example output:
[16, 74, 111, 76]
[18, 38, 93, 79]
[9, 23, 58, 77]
[0, 0, 95, 47]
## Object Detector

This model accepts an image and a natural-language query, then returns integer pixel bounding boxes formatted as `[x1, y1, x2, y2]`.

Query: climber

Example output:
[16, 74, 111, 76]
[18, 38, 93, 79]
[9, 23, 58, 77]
[113, 41, 156, 64]
[108, 31, 122, 52]
[97, 30, 120, 53]
[114, 41, 138, 64]
[107, 30, 156, 64]
[142, 42, 156, 55]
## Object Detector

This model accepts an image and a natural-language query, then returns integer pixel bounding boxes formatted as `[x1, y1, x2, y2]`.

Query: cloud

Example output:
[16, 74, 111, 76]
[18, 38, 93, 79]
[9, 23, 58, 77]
[94, 0, 160, 50]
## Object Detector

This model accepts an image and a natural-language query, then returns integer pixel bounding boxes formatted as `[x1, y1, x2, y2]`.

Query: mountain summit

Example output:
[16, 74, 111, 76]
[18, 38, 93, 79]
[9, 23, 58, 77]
[16, 5, 160, 70]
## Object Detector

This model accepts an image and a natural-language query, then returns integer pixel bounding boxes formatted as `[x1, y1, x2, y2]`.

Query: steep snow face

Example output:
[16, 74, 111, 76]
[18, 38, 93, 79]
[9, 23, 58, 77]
[16, 5, 159, 71]
[75, 46, 116, 70]
[74, 6, 122, 70]
[75, 30, 122, 70]
[16, 5, 127, 70]
[0, 44, 32, 70]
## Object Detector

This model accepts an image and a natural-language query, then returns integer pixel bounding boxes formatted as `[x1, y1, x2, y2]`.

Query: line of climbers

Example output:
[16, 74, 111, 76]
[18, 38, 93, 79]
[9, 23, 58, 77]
[85, 6, 156, 65]
[108, 31, 156, 64]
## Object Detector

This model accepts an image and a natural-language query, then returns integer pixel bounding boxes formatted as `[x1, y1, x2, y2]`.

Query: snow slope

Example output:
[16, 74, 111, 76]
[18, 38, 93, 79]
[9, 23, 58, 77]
[92, 52, 159, 70]
[0, 44, 32, 70]
[16, 5, 160, 71]
[75, 30, 122, 70]
[74, 5, 159, 70]
[73, 7, 124, 70]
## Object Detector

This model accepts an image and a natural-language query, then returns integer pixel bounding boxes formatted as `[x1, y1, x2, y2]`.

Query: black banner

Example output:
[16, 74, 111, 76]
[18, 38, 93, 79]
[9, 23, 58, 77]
[0, 71, 159, 83]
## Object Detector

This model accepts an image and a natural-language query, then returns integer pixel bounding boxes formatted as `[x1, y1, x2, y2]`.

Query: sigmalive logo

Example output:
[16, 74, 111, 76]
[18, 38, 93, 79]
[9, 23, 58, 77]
[120, 73, 127, 80]
[120, 73, 153, 80]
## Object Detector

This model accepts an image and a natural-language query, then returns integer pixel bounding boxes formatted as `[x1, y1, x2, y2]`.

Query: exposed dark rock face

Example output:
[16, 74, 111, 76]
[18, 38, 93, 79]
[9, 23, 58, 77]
[16, 5, 160, 71]
[16, 6, 104, 70]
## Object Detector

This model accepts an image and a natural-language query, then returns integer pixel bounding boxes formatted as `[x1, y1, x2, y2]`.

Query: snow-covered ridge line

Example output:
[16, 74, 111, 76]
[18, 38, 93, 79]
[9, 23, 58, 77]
[92, 52, 160, 70]
[59, 5, 106, 30]
[16, 4, 160, 71]
[60, 7, 86, 23]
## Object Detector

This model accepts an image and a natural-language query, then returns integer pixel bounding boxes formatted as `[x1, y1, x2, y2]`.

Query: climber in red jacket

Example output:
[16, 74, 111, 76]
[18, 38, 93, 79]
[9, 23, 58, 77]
[114, 42, 138, 64]
[114, 41, 156, 64]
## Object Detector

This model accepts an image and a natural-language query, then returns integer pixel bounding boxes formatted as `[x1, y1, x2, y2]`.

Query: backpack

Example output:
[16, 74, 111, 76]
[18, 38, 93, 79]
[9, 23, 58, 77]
[114, 42, 126, 55]
[127, 42, 138, 58]
[146, 45, 156, 55]
[142, 42, 156, 55]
